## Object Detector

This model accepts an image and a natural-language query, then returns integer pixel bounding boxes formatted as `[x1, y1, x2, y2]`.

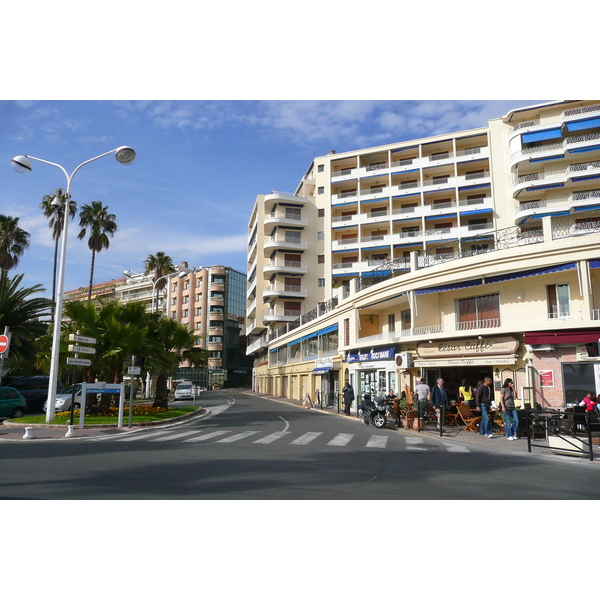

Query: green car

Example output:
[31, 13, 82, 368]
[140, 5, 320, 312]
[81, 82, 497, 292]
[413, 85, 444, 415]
[0, 387, 28, 419]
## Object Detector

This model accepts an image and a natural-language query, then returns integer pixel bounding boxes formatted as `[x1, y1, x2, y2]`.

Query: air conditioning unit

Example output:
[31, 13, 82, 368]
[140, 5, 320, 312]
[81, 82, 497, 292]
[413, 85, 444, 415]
[395, 352, 413, 368]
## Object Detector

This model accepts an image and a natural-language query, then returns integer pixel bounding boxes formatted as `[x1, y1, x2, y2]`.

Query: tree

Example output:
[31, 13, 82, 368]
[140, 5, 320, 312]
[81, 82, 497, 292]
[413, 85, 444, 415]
[0, 272, 51, 373]
[144, 251, 175, 311]
[77, 201, 118, 303]
[0, 214, 31, 274]
[40, 188, 77, 312]
[146, 315, 208, 409]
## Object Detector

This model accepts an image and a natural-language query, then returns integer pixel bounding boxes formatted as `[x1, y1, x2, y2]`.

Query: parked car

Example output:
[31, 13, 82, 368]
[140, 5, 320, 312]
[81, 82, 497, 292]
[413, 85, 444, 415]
[3, 376, 62, 413]
[0, 387, 28, 419]
[43, 383, 82, 413]
[174, 383, 195, 400]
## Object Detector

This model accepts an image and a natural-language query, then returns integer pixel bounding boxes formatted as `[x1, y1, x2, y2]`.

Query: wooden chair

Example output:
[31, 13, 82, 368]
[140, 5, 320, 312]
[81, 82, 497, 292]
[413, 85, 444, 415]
[446, 405, 461, 426]
[457, 404, 482, 433]
[493, 411, 505, 435]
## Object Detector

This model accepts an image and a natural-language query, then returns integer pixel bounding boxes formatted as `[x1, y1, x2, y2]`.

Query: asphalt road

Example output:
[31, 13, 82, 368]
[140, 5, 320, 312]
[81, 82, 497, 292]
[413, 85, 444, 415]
[1, 390, 599, 500]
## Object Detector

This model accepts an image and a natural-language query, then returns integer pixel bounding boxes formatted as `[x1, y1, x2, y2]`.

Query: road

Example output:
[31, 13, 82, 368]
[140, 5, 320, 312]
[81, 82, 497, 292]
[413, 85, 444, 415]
[1, 389, 599, 500]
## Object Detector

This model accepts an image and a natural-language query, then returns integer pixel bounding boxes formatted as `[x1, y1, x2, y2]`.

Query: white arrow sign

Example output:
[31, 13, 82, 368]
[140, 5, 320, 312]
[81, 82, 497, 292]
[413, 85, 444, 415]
[68, 344, 96, 355]
[67, 357, 92, 367]
[69, 334, 97, 345]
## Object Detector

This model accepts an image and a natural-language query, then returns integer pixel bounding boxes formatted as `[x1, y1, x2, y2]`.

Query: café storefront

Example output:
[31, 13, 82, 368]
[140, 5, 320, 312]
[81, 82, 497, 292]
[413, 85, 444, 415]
[413, 335, 525, 403]
[346, 347, 397, 406]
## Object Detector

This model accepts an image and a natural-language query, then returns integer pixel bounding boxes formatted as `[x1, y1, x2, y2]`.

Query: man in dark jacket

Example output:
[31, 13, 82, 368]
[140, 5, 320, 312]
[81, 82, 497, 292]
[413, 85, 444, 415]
[475, 376, 494, 438]
[342, 383, 355, 416]
[430, 378, 450, 432]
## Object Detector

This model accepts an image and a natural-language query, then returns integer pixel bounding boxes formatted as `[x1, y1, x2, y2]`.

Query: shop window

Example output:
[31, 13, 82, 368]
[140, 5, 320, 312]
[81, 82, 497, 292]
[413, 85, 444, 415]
[457, 293, 500, 330]
[344, 318, 350, 346]
[547, 283, 570, 319]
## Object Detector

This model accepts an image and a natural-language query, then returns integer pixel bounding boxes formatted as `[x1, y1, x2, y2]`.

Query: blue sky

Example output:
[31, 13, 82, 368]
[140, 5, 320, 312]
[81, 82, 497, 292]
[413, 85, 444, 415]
[2, 99, 543, 297]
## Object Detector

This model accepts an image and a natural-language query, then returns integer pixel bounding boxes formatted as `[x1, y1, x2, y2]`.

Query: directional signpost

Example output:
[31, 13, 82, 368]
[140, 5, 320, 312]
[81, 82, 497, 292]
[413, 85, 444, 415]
[65, 333, 96, 426]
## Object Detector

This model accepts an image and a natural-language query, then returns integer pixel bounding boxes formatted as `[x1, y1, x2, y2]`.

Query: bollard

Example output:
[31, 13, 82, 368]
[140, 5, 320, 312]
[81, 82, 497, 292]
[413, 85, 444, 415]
[23, 427, 34, 440]
[65, 425, 75, 438]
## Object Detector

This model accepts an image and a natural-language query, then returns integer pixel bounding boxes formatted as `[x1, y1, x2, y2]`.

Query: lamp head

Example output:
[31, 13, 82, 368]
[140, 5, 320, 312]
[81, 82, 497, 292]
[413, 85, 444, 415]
[11, 155, 32, 174]
[123, 270, 133, 278]
[115, 146, 136, 165]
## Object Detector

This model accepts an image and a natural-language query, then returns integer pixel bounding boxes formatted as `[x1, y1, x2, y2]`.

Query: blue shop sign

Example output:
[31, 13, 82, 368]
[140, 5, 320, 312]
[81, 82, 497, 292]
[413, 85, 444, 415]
[347, 347, 395, 363]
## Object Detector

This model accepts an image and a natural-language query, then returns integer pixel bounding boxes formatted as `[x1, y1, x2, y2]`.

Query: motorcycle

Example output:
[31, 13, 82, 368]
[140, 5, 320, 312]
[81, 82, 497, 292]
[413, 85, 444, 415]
[359, 394, 387, 428]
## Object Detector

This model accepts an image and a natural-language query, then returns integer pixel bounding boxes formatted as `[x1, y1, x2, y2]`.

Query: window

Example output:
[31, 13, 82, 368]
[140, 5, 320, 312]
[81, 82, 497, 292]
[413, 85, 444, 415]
[344, 318, 350, 346]
[284, 230, 302, 243]
[172, 283, 178, 292]
[172, 311, 176, 319]
[547, 283, 570, 319]
[318, 278, 325, 287]
[318, 255, 325, 264]
[388, 313, 395, 333]
[401, 309, 411, 331]
[196, 293, 202, 302]
[317, 231, 324, 240]
[318, 186, 324, 194]
[318, 209, 325, 217]
[457, 293, 500, 330]
[183, 309, 188, 318]
[318, 164, 324, 172]
[196, 307, 202, 316]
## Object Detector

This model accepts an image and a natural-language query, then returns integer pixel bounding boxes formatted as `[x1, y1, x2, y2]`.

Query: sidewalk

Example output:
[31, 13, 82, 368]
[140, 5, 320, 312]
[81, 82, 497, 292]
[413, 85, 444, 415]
[0, 407, 207, 442]
[245, 391, 599, 460]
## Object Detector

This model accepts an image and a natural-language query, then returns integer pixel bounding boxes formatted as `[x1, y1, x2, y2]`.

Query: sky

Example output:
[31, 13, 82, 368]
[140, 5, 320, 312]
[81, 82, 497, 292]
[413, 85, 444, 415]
[1, 98, 546, 298]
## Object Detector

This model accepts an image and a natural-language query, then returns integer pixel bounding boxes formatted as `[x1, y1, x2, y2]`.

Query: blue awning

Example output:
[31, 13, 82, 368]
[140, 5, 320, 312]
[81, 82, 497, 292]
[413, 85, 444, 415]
[590, 260, 600, 269]
[574, 204, 600, 212]
[362, 269, 392, 277]
[522, 128, 563, 144]
[529, 155, 564, 163]
[524, 210, 571, 219]
[361, 197, 389, 204]
[313, 367, 332, 374]
[332, 272, 359, 277]
[569, 145, 600, 154]
[424, 188, 453, 195]
[318, 324, 338, 335]
[332, 201, 357, 207]
[415, 278, 483, 295]
[459, 183, 491, 191]
[565, 116, 600, 132]
[288, 332, 317, 345]
[460, 208, 493, 216]
[392, 193, 420, 200]
[572, 175, 600, 183]
[485, 262, 576, 284]
[333, 224, 358, 229]
[425, 213, 456, 220]
[362, 245, 390, 251]
[525, 183, 564, 191]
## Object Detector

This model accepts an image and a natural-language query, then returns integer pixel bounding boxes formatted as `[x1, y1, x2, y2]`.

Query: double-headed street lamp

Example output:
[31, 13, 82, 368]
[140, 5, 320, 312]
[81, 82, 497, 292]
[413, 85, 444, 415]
[11, 147, 136, 423]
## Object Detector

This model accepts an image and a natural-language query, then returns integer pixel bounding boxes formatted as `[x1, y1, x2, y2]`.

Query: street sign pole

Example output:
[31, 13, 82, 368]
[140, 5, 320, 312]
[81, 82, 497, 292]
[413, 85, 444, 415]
[67, 333, 96, 425]
[128, 356, 135, 427]
[0, 327, 11, 405]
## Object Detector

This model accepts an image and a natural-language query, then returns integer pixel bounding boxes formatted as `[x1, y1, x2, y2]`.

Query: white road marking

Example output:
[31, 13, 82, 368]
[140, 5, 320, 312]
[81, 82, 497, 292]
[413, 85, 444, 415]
[182, 430, 232, 442]
[253, 431, 292, 444]
[216, 431, 261, 443]
[405, 437, 427, 451]
[366, 435, 388, 448]
[290, 432, 323, 445]
[327, 433, 354, 446]
[118, 431, 175, 442]
[441, 441, 470, 453]
[149, 431, 200, 442]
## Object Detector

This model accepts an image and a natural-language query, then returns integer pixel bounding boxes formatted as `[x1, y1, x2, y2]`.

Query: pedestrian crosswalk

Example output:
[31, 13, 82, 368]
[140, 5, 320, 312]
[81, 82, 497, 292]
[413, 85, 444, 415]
[111, 427, 472, 453]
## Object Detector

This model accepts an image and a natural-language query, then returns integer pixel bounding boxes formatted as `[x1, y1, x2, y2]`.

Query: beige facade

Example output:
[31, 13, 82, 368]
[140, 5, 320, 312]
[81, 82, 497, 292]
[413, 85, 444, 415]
[247, 100, 600, 411]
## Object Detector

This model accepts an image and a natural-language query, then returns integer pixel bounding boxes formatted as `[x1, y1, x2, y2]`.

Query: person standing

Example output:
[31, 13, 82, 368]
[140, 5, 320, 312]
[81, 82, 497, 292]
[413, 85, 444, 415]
[430, 377, 450, 432]
[500, 378, 519, 440]
[476, 376, 494, 438]
[415, 377, 430, 420]
[342, 382, 355, 416]
[458, 378, 473, 407]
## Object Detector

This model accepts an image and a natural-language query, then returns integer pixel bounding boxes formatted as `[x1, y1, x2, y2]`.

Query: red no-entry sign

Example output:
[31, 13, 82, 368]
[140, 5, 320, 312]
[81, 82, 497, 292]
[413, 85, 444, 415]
[0, 334, 9, 355]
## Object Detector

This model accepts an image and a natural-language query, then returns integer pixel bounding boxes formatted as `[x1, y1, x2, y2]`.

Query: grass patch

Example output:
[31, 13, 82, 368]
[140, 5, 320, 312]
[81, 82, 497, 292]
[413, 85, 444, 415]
[9, 406, 200, 426]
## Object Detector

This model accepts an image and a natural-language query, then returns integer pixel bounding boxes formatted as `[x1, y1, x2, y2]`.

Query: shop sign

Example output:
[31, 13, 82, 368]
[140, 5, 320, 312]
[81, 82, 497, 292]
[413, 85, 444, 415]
[416, 336, 518, 359]
[347, 347, 395, 363]
[413, 355, 517, 367]
[315, 357, 334, 369]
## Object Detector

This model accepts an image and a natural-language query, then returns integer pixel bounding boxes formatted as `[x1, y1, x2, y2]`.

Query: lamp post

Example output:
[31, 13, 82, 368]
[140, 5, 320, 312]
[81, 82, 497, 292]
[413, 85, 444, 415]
[11, 147, 136, 423]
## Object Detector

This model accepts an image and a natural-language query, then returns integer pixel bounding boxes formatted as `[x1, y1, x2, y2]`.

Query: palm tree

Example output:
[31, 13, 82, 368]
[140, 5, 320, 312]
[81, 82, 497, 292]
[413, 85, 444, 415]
[0, 272, 51, 371]
[0, 214, 31, 274]
[77, 201, 118, 303]
[144, 251, 175, 311]
[40, 188, 77, 312]
[146, 314, 208, 409]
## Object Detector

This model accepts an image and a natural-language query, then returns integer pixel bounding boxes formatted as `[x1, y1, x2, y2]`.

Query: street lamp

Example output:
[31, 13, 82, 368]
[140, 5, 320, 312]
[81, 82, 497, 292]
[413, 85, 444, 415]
[11, 147, 136, 423]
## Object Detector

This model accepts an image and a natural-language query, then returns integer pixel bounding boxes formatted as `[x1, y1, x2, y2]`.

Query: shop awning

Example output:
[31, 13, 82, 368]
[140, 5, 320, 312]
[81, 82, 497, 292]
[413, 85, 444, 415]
[524, 329, 600, 345]
[415, 278, 483, 295]
[313, 367, 332, 374]
[485, 262, 576, 284]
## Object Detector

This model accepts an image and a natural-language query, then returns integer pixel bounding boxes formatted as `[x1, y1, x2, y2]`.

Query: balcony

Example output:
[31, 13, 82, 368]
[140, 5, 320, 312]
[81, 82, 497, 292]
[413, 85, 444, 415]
[263, 309, 302, 323]
[263, 284, 307, 299]
[263, 234, 307, 255]
[513, 160, 600, 194]
[263, 260, 307, 275]
[264, 209, 307, 228]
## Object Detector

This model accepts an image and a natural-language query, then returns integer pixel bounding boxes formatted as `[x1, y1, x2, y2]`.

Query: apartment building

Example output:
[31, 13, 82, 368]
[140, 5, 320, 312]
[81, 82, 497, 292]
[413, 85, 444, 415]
[246, 100, 600, 410]
[65, 278, 125, 305]
[169, 265, 252, 389]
